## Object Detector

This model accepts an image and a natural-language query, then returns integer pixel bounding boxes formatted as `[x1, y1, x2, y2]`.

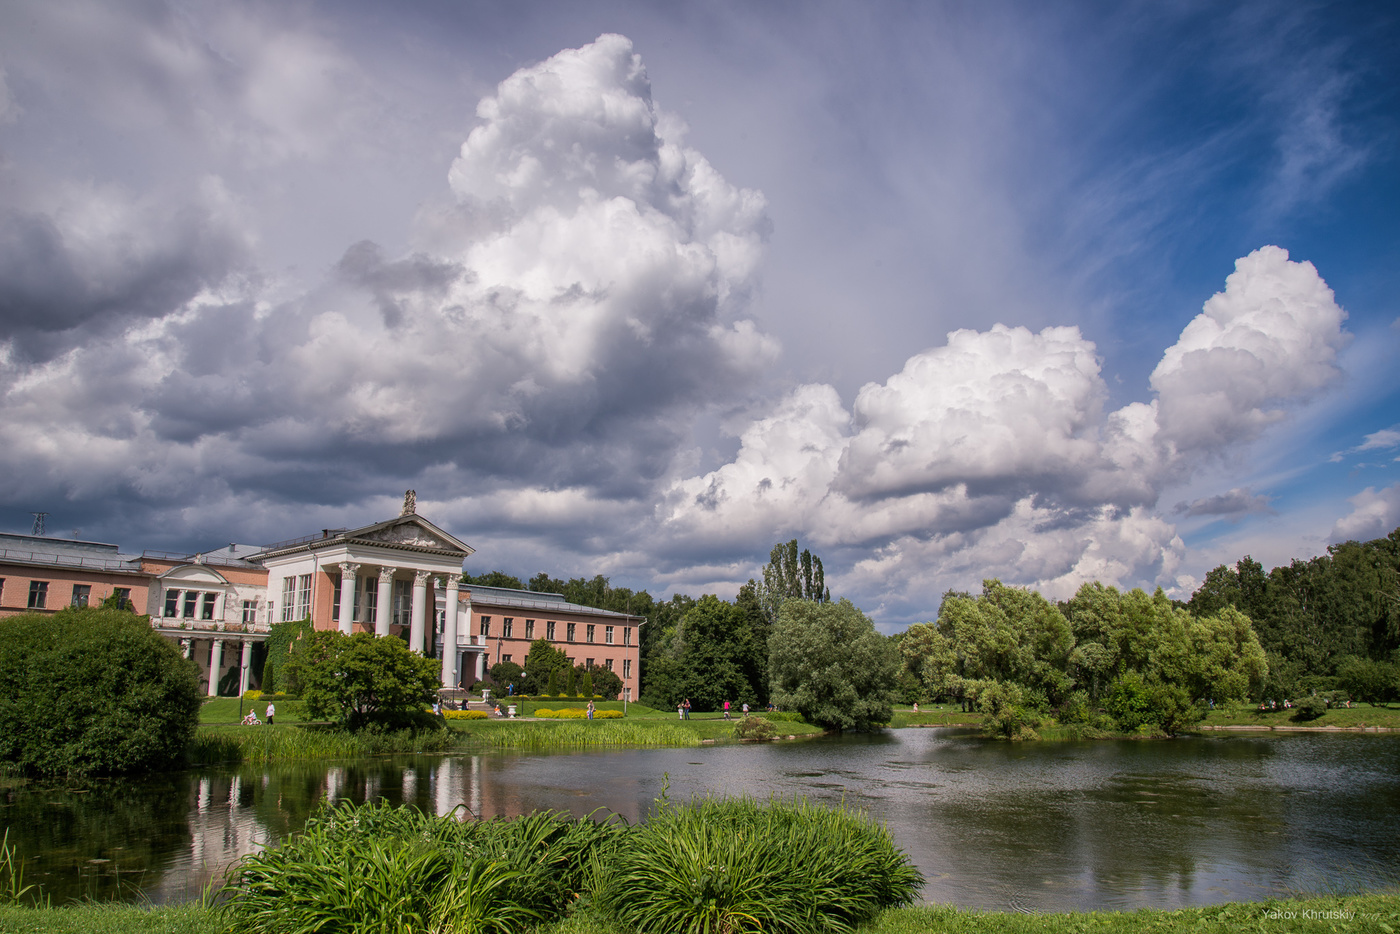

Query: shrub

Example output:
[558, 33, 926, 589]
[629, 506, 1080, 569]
[979, 681, 1043, 740]
[444, 709, 490, 720]
[734, 717, 778, 741]
[0, 607, 202, 777]
[282, 631, 439, 731]
[222, 800, 625, 933]
[1292, 696, 1328, 721]
[601, 796, 921, 934]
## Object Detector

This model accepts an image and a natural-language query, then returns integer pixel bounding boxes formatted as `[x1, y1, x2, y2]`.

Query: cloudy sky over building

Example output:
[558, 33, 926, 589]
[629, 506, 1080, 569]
[1, 1, 1397, 628]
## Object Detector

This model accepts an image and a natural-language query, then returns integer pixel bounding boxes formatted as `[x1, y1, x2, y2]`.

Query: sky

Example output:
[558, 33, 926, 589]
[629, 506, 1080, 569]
[1, 1, 1398, 630]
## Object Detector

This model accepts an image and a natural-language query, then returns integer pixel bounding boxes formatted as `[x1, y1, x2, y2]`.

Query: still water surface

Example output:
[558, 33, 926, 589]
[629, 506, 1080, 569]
[4, 728, 1398, 912]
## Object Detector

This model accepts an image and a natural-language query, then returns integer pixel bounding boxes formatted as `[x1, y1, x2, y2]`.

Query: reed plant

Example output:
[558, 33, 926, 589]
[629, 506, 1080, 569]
[1, 829, 44, 908]
[600, 796, 922, 934]
[188, 725, 457, 765]
[466, 721, 699, 750]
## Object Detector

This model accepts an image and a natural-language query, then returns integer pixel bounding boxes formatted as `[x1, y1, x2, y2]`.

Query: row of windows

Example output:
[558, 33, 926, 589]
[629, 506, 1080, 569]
[5, 580, 129, 610]
[162, 589, 221, 620]
[479, 616, 630, 646]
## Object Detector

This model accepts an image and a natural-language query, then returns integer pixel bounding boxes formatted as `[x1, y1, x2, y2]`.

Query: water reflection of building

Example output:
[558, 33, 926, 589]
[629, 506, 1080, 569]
[0, 491, 642, 699]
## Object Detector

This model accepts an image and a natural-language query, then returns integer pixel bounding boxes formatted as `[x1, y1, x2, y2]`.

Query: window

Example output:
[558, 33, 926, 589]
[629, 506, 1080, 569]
[0, 579, 4, 604]
[525, 619, 535, 639]
[165, 589, 180, 617]
[623, 659, 632, 679]
[27, 581, 48, 609]
[605, 626, 614, 645]
[71, 584, 91, 608]
[503, 654, 512, 663]
[503, 617, 513, 637]
[113, 588, 131, 611]
[393, 579, 412, 626]
[183, 591, 198, 618]
[604, 658, 614, 671]
[242, 600, 256, 623]
[297, 574, 312, 619]
[624, 626, 632, 646]
[586, 624, 595, 643]
[331, 578, 342, 621]
[201, 592, 217, 620]
[481, 616, 491, 637]
[280, 578, 296, 622]
[359, 576, 378, 622]
[586, 657, 594, 669]
[546, 621, 556, 640]
[566, 622, 576, 642]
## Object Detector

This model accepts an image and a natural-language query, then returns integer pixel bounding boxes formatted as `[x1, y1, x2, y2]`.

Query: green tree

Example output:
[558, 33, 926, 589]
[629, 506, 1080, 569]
[465, 570, 526, 590]
[283, 631, 439, 730]
[489, 659, 523, 689]
[590, 665, 623, 700]
[523, 638, 570, 694]
[0, 607, 201, 776]
[752, 539, 830, 626]
[769, 599, 897, 731]
[579, 667, 594, 698]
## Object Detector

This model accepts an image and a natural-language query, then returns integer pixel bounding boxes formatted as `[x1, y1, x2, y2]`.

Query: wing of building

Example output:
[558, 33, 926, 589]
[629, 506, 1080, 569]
[0, 493, 643, 700]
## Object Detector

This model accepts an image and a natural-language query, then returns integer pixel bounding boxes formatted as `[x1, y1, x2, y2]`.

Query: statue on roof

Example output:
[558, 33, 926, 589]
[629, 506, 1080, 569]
[402, 489, 417, 516]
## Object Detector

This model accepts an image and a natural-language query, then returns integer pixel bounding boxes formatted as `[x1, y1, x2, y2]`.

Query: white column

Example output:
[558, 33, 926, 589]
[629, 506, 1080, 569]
[337, 562, 360, 635]
[476, 650, 486, 681]
[440, 575, 461, 687]
[375, 567, 397, 637]
[410, 570, 430, 654]
[238, 640, 253, 695]
[207, 639, 224, 697]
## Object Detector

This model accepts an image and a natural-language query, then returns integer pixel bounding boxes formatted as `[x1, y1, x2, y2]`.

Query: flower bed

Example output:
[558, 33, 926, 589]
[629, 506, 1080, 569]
[443, 709, 489, 720]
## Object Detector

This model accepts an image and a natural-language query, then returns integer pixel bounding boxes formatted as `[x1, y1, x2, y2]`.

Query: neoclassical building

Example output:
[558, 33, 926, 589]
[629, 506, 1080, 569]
[0, 493, 645, 700]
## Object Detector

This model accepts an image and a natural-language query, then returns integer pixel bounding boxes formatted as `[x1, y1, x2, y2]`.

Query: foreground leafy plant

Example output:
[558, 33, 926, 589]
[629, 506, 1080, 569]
[600, 796, 922, 934]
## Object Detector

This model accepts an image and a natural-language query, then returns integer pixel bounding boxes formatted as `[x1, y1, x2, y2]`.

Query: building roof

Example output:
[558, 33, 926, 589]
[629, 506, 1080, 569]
[0, 533, 145, 574]
[249, 513, 475, 562]
[458, 583, 644, 621]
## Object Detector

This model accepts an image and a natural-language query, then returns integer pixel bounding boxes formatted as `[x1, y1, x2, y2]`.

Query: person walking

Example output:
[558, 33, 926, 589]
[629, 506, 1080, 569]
[265, 701, 275, 725]
[587, 699, 595, 721]
[683, 698, 691, 720]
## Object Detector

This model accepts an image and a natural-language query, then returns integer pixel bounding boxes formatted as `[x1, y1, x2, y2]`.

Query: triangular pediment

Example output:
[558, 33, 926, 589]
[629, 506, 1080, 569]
[349, 515, 475, 556]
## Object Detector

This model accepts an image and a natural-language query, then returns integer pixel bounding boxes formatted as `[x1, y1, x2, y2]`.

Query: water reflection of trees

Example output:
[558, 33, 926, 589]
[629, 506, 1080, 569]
[0, 772, 194, 905]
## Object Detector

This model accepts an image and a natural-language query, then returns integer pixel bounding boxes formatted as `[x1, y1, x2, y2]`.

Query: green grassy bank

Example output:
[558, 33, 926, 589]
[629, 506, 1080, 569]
[1196, 700, 1400, 731]
[3, 893, 1396, 934]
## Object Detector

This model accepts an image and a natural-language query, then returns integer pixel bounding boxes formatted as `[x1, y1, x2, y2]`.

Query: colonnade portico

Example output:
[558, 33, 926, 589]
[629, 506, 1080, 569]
[248, 495, 477, 675]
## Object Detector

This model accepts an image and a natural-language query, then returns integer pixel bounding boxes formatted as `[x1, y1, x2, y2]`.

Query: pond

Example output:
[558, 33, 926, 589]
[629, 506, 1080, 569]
[3, 728, 1399, 912]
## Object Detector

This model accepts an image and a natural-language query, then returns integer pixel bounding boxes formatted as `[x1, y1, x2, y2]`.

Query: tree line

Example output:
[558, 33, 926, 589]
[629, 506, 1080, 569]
[1185, 525, 1400, 703]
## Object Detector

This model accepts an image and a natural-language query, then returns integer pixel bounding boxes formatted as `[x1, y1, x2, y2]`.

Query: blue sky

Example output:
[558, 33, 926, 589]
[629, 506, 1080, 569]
[1, 1, 1397, 628]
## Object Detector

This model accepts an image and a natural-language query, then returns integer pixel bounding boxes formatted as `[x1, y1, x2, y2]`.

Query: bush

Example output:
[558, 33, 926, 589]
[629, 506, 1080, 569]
[734, 717, 778, 741]
[443, 709, 489, 720]
[282, 631, 440, 731]
[762, 710, 805, 723]
[1292, 696, 1328, 721]
[979, 681, 1043, 740]
[0, 608, 202, 777]
[601, 796, 921, 934]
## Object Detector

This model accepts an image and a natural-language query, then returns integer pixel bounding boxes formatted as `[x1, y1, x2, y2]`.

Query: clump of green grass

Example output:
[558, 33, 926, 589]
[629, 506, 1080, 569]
[221, 799, 625, 934]
[600, 796, 922, 934]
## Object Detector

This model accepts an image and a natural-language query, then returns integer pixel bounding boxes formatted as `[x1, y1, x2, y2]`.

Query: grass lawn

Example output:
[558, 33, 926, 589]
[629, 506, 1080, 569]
[1197, 700, 1400, 731]
[4, 893, 1396, 934]
[198, 696, 310, 725]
